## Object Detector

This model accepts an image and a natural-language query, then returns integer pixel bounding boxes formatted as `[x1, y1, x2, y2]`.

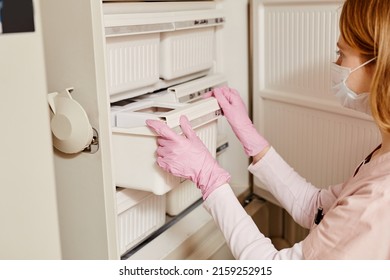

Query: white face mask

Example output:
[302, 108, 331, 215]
[331, 57, 376, 115]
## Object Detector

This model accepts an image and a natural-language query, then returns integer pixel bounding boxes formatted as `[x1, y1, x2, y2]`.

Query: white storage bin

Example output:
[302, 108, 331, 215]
[111, 97, 221, 195]
[116, 188, 166, 255]
[106, 33, 160, 97]
[160, 26, 215, 80]
[166, 180, 202, 216]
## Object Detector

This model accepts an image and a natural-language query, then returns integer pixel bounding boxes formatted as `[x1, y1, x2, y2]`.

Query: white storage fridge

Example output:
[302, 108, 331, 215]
[39, 0, 252, 260]
[1, 0, 381, 260]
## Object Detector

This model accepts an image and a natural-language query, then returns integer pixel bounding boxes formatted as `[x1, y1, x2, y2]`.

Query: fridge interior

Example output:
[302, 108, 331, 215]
[39, 0, 246, 259]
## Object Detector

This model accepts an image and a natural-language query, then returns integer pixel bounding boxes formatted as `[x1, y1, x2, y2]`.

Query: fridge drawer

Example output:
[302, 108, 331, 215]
[166, 181, 202, 216]
[111, 97, 221, 195]
[106, 33, 160, 96]
[160, 26, 215, 80]
[116, 187, 166, 255]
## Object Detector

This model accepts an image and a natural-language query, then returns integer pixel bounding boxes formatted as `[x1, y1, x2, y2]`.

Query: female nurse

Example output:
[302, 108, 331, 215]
[146, 0, 390, 259]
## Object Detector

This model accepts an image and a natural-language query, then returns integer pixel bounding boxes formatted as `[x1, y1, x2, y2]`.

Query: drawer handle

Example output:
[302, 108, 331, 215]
[194, 19, 209, 25]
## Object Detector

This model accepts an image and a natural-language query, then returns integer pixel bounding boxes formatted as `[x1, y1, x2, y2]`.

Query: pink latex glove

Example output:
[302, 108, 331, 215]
[146, 115, 231, 200]
[204, 86, 269, 157]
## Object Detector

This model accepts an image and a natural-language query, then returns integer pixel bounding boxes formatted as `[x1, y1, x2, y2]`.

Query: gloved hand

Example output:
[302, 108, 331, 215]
[204, 86, 269, 157]
[146, 115, 231, 200]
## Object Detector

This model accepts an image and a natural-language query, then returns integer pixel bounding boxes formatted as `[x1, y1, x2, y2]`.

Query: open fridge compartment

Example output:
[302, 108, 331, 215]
[104, 0, 229, 249]
[136, 73, 230, 158]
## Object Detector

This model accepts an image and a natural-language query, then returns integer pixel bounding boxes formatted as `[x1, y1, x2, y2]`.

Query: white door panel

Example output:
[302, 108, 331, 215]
[250, 0, 381, 195]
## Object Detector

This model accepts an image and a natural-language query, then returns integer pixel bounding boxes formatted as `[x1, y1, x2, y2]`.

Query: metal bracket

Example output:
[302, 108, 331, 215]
[243, 193, 266, 207]
[83, 127, 99, 154]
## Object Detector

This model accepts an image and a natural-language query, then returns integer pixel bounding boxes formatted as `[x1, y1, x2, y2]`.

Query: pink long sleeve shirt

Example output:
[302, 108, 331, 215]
[203, 147, 390, 259]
